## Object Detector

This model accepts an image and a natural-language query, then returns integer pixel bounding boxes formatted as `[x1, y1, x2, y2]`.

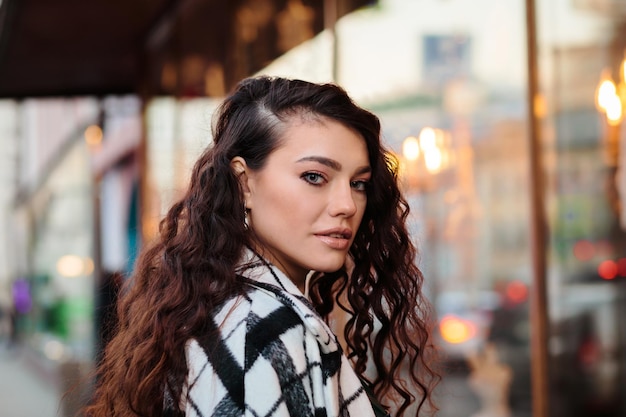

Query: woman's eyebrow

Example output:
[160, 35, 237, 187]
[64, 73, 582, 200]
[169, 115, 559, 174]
[355, 166, 372, 175]
[296, 156, 371, 175]
[296, 156, 342, 170]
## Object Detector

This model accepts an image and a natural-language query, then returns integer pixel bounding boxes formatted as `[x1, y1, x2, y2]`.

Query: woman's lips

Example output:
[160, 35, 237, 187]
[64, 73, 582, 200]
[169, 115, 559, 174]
[315, 234, 350, 250]
[315, 229, 352, 250]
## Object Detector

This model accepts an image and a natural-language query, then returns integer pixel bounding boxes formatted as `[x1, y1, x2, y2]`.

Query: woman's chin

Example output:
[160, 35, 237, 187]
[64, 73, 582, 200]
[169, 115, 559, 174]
[312, 260, 347, 274]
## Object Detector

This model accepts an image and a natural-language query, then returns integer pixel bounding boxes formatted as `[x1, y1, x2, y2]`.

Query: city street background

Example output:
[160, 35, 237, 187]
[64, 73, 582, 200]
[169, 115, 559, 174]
[0, 346, 60, 417]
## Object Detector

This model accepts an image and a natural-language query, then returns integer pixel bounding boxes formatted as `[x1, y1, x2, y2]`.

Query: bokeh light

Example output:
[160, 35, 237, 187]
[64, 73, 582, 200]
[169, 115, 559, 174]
[402, 136, 420, 161]
[573, 239, 595, 261]
[439, 314, 476, 344]
[84, 124, 103, 146]
[56, 255, 86, 277]
[506, 280, 528, 304]
[598, 260, 618, 280]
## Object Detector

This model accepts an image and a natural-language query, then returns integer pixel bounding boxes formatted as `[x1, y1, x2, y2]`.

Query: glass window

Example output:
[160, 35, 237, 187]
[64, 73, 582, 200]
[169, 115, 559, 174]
[535, 1, 626, 416]
[24, 140, 96, 361]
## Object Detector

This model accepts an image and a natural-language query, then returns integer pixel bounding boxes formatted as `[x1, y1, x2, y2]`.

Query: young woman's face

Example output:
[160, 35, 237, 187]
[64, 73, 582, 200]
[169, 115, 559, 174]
[243, 116, 371, 290]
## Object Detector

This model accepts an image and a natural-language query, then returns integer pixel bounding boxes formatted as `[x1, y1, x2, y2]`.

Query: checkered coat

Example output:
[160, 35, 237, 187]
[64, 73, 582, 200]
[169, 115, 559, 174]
[180, 250, 376, 417]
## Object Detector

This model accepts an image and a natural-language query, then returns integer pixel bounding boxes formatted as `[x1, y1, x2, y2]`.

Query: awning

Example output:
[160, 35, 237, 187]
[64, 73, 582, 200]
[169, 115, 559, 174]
[0, 0, 373, 98]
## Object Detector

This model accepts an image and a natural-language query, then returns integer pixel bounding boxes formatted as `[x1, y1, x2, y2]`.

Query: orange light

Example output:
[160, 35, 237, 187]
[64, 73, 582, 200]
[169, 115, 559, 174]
[596, 69, 617, 112]
[573, 240, 595, 261]
[605, 95, 623, 125]
[505, 280, 528, 304]
[84, 125, 103, 146]
[598, 260, 618, 280]
[439, 315, 476, 344]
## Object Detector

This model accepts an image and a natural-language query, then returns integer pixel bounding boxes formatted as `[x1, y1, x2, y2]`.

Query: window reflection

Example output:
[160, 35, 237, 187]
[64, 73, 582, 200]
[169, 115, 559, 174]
[536, 1, 626, 416]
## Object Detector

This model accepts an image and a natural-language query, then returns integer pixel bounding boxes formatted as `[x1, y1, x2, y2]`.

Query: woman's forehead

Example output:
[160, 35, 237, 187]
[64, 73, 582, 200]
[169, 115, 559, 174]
[269, 117, 370, 166]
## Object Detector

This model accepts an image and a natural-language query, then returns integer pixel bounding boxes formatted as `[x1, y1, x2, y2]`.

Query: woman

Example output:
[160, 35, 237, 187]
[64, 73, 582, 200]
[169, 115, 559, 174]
[85, 76, 438, 417]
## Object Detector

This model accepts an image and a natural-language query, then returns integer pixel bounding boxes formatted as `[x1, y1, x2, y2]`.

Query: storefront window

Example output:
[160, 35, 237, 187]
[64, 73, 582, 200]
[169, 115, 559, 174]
[9, 97, 100, 368]
[341, 2, 533, 416]
[535, 1, 626, 416]
[24, 141, 96, 361]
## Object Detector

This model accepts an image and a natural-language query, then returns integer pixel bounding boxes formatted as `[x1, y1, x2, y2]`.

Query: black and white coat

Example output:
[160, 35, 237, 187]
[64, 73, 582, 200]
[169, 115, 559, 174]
[181, 250, 376, 417]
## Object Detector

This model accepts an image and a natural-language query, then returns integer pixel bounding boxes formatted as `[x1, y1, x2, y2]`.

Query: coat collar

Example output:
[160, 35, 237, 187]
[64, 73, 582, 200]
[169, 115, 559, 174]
[236, 247, 340, 354]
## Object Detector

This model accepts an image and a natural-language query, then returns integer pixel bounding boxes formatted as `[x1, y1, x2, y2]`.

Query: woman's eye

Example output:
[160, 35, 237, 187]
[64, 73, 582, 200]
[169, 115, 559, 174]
[351, 180, 369, 191]
[302, 172, 325, 185]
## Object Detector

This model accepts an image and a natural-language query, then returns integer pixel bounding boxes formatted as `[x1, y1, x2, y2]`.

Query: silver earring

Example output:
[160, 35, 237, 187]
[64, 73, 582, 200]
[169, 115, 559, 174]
[244, 208, 249, 229]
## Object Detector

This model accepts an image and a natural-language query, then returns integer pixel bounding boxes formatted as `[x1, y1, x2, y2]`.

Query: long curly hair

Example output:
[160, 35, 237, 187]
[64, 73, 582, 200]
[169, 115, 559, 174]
[84, 76, 439, 417]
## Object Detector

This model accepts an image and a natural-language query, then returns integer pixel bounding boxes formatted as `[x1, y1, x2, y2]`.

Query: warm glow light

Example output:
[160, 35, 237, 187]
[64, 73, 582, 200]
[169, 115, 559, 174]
[418, 127, 437, 151]
[56, 255, 85, 277]
[439, 315, 476, 344]
[596, 62, 625, 125]
[534, 93, 547, 118]
[424, 147, 443, 173]
[402, 136, 420, 161]
[598, 260, 618, 280]
[596, 76, 617, 113]
[441, 148, 450, 168]
[605, 95, 623, 125]
[84, 125, 103, 146]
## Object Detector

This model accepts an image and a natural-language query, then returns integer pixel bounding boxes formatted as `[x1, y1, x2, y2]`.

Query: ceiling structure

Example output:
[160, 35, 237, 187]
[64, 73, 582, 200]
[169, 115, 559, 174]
[0, 0, 373, 98]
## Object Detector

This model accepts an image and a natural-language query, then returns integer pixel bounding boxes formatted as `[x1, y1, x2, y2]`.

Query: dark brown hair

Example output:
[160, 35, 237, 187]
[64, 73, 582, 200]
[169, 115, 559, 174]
[84, 76, 438, 417]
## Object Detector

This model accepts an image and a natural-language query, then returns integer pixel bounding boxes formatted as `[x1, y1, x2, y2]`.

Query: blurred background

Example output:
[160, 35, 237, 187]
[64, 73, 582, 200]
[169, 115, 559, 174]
[0, 0, 625, 416]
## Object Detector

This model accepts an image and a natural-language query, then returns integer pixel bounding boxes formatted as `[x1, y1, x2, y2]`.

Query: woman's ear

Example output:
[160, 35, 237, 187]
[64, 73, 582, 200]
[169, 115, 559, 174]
[230, 156, 252, 208]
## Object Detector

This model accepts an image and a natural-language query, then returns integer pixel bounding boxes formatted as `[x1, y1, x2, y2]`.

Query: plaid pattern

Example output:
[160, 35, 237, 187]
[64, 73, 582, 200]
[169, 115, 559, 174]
[181, 250, 375, 417]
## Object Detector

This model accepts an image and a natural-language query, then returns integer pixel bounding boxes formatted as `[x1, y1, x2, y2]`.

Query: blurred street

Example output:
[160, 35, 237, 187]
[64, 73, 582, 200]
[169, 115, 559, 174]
[0, 345, 61, 417]
[0, 1, 625, 416]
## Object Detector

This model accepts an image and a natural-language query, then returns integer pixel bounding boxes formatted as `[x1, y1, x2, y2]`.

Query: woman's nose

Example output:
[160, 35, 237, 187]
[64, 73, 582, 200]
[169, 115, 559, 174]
[328, 183, 357, 217]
